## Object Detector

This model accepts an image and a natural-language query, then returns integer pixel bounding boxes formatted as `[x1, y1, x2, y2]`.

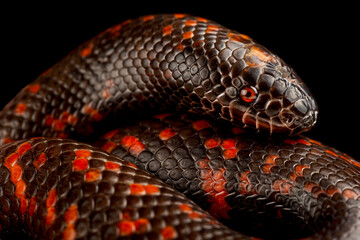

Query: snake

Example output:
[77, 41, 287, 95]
[0, 14, 359, 240]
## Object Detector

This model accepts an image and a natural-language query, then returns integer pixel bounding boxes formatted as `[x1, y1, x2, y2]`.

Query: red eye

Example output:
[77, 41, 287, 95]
[240, 86, 258, 103]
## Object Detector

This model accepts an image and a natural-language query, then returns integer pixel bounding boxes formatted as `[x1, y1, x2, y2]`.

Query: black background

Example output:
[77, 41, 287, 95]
[1, 2, 358, 159]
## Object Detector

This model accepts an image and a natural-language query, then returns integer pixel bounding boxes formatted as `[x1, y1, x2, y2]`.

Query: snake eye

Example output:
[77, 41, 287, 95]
[240, 86, 258, 103]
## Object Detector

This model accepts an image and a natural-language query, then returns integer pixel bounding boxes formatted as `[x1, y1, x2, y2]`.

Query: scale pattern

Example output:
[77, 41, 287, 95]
[94, 113, 360, 239]
[0, 138, 249, 239]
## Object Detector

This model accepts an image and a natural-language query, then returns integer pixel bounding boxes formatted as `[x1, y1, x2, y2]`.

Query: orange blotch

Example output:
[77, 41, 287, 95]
[80, 42, 93, 57]
[221, 139, 236, 149]
[33, 152, 47, 169]
[101, 141, 117, 153]
[82, 104, 103, 121]
[129, 142, 145, 156]
[53, 120, 65, 131]
[228, 32, 250, 42]
[104, 129, 119, 139]
[105, 161, 121, 170]
[27, 84, 40, 93]
[325, 149, 338, 157]
[4, 153, 19, 169]
[15, 180, 26, 199]
[85, 169, 101, 182]
[16, 142, 32, 156]
[196, 17, 208, 22]
[284, 139, 297, 145]
[130, 183, 146, 195]
[62, 226, 76, 240]
[205, 138, 221, 149]
[206, 24, 219, 33]
[179, 204, 192, 213]
[28, 196, 37, 216]
[304, 182, 317, 193]
[45, 115, 54, 126]
[192, 120, 211, 131]
[10, 163, 23, 183]
[143, 15, 154, 22]
[183, 31, 194, 39]
[297, 139, 311, 146]
[118, 220, 135, 236]
[273, 179, 292, 194]
[288, 172, 298, 182]
[154, 113, 173, 119]
[261, 164, 272, 173]
[20, 195, 29, 215]
[159, 128, 177, 141]
[134, 218, 149, 233]
[232, 127, 245, 135]
[64, 205, 78, 225]
[73, 158, 88, 171]
[46, 189, 57, 208]
[185, 20, 197, 26]
[294, 165, 310, 175]
[237, 171, 251, 195]
[46, 206, 56, 226]
[121, 136, 137, 148]
[75, 149, 91, 158]
[145, 185, 160, 195]
[265, 155, 278, 164]
[1, 138, 14, 144]
[308, 139, 323, 146]
[245, 46, 272, 67]
[161, 226, 177, 240]
[162, 25, 173, 36]
[223, 149, 238, 159]
[15, 102, 27, 115]
[174, 13, 185, 19]
[342, 189, 359, 199]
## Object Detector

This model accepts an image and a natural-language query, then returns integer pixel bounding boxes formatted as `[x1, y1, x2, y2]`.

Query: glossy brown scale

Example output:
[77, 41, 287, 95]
[94, 113, 360, 239]
[0, 14, 357, 240]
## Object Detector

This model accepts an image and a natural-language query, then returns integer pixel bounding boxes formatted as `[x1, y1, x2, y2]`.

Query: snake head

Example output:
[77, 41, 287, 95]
[203, 34, 318, 135]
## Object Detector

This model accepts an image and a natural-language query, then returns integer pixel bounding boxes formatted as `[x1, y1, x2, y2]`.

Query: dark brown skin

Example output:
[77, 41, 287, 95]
[0, 14, 358, 240]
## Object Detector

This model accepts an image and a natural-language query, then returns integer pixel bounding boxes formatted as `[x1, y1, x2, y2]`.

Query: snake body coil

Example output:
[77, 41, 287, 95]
[0, 14, 359, 239]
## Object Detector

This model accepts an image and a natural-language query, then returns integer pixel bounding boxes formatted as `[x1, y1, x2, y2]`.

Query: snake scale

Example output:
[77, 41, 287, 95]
[0, 14, 359, 240]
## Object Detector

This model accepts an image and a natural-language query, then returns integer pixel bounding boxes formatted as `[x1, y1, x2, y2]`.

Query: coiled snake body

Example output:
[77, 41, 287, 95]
[0, 14, 359, 240]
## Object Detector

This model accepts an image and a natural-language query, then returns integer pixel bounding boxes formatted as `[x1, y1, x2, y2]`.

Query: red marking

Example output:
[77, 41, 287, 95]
[159, 128, 177, 141]
[15, 102, 27, 115]
[196, 17, 208, 22]
[33, 152, 47, 169]
[46, 206, 56, 226]
[121, 135, 137, 148]
[143, 15, 154, 22]
[179, 204, 192, 213]
[342, 189, 359, 199]
[82, 104, 103, 121]
[175, 44, 184, 51]
[265, 155, 277, 164]
[162, 25, 173, 36]
[192, 120, 211, 130]
[308, 139, 323, 146]
[197, 158, 210, 169]
[64, 205, 78, 225]
[28, 196, 37, 216]
[118, 220, 135, 236]
[294, 165, 310, 175]
[26, 84, 40, 93]
[262, 164, 272, 173]
[154, 113, 174, 119]
[73, 158, 88, 171]
[325, 149, 338, 157]
[273, 179, 292, 194]
[75, 149, 91, 158]
[206, 24, 219, 33]
[237, 171, 251, 194]
[161, 226, 177, 240]
[104, 129, 119, 139]
[80, 42, 93, 57]
[1, 138, 14, 144]
[53, 120, 65, 131]
[297, 139, 311, 146]
[56, 132, 69, 139]
[45, 115, 54, 126]
[144, 185, 160, 194]
[223, 149, 237, 159]
[10, 163, 22, 183]
[221, 139, 236, 149]
[105, 161, 121, 170]
[174, 13, 185, 18]
[134, 218, 149, 233]
[120, 135, 145, 156]
[46, 189, 57, 208]
[101, 141, 117, 153]
[185, 20, 197, 26]
[85, 169, 101, 182]
[228, 32, 250, 42]
[288, 172, 298, 182]
[4, 153, 19, 169]
[193, 40, 203, 48]
[16, 142, 32, 156]
[20, 195, 28, 215]
[304, 182, 317, 192]
[183, 31, 194, 39]
[62, 226, 76, 240]
[284, 139, 297, 145]
[205, 138, 221, 149]
[232, 127, 245, 135]
[60, 111, 77, 125]
[130, 183, 145, 195]
[15, 180, 26, 199]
